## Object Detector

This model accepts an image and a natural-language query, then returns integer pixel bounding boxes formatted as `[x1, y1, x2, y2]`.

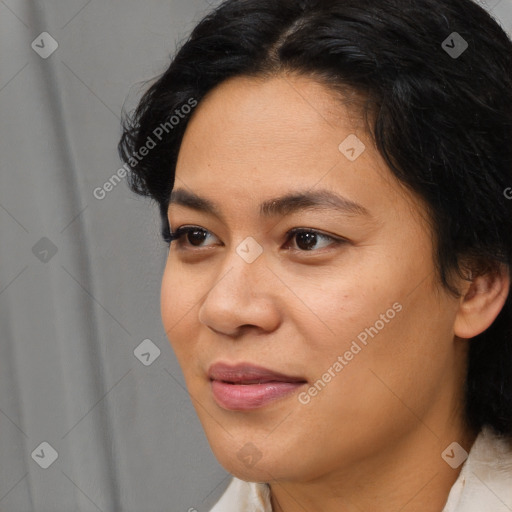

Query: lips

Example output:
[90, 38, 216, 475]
[208, 362, 306, 383]
[208, 362, 307, 410]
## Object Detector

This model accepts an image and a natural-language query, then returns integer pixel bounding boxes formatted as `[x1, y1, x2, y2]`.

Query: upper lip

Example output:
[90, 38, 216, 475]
[208, 362, 307, 384]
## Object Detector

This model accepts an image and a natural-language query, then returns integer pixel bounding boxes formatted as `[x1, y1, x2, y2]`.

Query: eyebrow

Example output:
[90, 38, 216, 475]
[168, 188, 370, 221]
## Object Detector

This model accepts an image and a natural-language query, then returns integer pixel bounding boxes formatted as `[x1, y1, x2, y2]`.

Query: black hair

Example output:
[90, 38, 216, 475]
[118, 0, 512, 438]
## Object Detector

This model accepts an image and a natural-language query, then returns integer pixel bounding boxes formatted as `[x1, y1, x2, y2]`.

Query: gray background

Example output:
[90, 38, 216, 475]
[0, 0, 511, 511]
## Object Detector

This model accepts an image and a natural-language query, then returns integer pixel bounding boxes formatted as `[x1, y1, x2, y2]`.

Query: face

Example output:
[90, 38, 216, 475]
[161, 74, 468, 483]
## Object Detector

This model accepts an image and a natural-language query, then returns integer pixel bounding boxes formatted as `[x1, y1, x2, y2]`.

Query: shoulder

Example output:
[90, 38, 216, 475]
[208, 477, 272, 512]
[442, 426, 512, 512]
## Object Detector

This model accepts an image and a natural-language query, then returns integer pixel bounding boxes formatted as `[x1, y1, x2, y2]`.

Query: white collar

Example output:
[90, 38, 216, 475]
[209, 427, 512, 511]
[442, 426, 512, 511]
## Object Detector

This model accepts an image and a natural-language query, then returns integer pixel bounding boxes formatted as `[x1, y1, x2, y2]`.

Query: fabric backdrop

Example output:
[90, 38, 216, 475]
[0, 0, 511, 511]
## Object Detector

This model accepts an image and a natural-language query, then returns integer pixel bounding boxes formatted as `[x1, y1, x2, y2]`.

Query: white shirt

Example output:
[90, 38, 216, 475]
[209, 427, 512, 511]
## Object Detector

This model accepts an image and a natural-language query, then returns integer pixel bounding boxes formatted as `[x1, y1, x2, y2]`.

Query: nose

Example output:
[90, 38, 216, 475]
[197, 249, 281, 337]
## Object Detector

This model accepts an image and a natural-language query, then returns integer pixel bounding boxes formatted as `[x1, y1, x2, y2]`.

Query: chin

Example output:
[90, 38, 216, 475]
[217, 454, 291, 484]
[208, 432, 312, 484]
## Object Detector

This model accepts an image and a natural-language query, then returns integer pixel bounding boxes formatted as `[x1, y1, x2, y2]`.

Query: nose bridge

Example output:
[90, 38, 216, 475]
[211, 238, 268, 302]
[198, 238, 278, 333]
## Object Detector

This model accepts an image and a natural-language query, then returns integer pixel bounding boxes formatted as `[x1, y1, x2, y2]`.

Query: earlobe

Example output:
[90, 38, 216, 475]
[454, 263, 510, 339]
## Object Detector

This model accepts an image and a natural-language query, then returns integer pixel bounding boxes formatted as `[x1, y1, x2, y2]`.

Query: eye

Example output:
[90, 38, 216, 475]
[285, 228, 345, 252]
[166, 226, 346, 252]
[167, 226, 219, 248]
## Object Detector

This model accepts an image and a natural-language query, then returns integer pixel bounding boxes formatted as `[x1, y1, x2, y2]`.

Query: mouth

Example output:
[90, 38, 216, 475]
[207, 362, 308, 411]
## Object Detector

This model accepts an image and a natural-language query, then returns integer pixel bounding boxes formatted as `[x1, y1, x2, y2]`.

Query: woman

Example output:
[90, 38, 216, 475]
[118, 0, 512, 510]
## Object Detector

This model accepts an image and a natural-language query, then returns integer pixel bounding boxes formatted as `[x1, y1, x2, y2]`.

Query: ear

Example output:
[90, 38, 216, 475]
[454, 263, 510, 339]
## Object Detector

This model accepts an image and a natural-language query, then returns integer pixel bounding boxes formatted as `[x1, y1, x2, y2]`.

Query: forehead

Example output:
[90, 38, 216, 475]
[173, 74, 425, 227]
[179, 73, 366, 155]
[176, 75, 361, 181]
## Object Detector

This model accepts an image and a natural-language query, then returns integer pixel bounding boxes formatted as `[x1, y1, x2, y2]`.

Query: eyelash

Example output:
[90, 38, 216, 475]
[164, 226, 346, 253]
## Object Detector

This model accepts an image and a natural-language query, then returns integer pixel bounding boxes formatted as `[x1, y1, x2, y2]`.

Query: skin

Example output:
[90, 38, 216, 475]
[161, 74, 510, 512]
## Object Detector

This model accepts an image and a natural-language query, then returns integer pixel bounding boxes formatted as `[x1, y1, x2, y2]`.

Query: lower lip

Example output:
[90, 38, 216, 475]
[210, 380, 306, 411]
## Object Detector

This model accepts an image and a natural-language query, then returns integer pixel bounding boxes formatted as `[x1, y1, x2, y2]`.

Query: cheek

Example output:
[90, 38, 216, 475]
[283, 261, 400, 353]
[290, 257, 454, 402]
[303, 279, 455, 427]
[160, 259, 201, 364]
[160, 262, 177, 334]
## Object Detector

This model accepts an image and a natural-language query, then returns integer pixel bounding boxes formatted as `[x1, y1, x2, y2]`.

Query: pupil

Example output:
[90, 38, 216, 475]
[188, 230, 207, 246]
[297, 232, 316, 251]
